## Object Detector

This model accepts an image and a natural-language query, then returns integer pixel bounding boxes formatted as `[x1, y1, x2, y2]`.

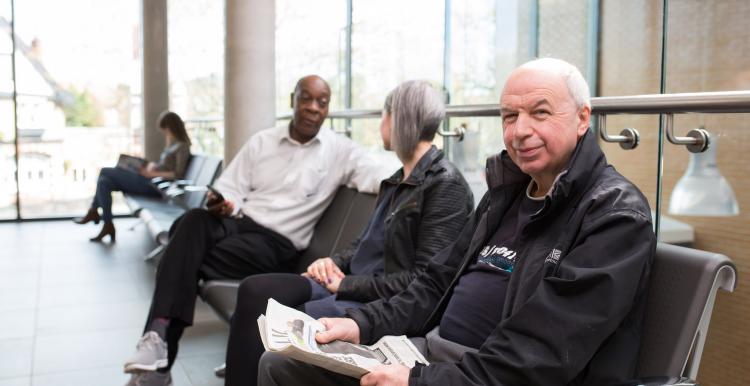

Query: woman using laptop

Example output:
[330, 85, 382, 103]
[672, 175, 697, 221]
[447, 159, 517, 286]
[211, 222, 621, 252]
[73, 111, 191, 242]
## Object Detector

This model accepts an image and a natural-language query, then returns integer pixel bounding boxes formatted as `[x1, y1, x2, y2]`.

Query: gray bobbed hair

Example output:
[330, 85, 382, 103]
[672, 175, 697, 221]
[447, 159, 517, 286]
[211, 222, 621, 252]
[383, 80, 445, 160]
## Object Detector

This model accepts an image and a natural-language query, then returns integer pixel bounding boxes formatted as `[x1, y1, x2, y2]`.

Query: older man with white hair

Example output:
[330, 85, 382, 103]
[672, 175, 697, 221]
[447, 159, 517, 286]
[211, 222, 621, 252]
[257, 58, 656, 386]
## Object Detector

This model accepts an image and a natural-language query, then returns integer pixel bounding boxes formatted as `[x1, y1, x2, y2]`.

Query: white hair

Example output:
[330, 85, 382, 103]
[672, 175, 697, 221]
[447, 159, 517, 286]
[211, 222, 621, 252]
[517, 58, 591, 109]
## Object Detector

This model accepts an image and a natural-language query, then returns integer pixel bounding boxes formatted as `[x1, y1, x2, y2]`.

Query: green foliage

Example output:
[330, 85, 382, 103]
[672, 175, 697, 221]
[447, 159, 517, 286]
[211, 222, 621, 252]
[62, 87, 103, 127]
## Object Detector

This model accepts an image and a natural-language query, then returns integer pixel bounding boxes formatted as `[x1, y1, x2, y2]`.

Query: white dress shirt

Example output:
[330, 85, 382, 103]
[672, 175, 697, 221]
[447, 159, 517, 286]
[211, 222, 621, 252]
[213, 125, 389, 250]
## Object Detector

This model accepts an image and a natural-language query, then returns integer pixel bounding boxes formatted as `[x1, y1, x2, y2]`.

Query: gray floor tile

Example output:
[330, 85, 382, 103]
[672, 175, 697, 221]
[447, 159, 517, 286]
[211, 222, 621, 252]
[0, 309, 36, 340]
[177, 353, 224, 386]
[0, 257, 41, 272]
[0, 288, 37, 312]
[31, 365, 130, 386]
[39, 262, 133, 287]
[0, 377, 30, 386]
[38, 281, 146, 308]
[0, 338, 33, 379]
[0, 269, 38, 290]
[33, 328, 142, 375]
[36, 301, 149, 336]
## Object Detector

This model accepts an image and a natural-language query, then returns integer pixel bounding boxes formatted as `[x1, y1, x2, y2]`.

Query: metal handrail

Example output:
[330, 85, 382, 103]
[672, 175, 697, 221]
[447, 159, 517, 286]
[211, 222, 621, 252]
[276, 90, 750, 120]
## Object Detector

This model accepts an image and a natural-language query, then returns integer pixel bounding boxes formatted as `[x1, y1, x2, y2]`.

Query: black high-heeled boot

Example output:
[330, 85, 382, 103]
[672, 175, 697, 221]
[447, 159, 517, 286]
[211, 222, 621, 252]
[90, 221, 116, 242]
[73, 208, 101, 225]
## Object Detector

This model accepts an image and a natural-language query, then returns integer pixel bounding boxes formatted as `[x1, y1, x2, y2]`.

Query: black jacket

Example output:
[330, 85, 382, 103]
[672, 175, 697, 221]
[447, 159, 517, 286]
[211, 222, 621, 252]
[348, 131, 656, 386]
[331, 146, 474, 303]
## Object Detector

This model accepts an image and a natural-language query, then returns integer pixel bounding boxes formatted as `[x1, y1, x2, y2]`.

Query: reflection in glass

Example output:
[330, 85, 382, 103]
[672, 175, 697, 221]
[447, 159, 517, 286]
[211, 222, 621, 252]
[669, 137, 739, 216]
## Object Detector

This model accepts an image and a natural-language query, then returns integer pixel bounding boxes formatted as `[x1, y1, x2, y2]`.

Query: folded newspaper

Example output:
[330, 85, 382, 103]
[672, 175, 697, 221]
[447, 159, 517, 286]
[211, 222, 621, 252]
[258, 298, 429, 378]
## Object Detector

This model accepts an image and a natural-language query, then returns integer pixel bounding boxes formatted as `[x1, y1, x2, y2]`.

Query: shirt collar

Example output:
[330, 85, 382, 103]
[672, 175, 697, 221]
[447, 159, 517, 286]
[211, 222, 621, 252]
[279, 123, 327, 146]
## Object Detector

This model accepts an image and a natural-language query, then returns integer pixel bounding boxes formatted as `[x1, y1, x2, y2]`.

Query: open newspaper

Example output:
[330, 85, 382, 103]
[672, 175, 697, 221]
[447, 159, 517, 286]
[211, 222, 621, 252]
[258, 298, 429, 378]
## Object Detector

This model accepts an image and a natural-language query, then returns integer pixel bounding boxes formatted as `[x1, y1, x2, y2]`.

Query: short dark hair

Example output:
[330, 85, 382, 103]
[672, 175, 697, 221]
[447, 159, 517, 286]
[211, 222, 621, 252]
[158, 111, 191, 146]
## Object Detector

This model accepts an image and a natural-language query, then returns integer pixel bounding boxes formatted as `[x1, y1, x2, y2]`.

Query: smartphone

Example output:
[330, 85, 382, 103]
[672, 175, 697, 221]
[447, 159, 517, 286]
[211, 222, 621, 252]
[206, 185, 224, 206]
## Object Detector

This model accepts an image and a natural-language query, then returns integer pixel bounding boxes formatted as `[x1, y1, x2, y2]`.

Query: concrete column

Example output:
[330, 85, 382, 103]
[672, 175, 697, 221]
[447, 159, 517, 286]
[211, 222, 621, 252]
[225, 0, 275, 163]
[142, 0, 169, 160]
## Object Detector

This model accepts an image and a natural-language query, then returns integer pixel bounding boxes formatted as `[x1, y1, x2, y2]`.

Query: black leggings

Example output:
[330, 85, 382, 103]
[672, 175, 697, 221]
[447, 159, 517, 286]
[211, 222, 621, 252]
[225, 273, 312, 386]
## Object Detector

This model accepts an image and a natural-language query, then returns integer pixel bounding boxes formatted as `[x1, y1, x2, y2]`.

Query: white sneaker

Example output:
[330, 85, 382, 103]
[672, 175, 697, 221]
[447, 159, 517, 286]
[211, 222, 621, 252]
[124, 331, 168, 373]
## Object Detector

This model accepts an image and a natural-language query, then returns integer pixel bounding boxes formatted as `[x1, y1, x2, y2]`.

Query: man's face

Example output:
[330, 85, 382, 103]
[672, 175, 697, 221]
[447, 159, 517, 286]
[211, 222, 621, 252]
[291, 77, 331, 142]
[500, 68, 590, 182]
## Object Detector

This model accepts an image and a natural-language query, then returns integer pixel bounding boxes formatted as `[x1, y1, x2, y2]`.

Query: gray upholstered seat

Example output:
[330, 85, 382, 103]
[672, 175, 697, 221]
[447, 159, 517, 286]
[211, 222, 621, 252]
[199, 186, 377, 323]
[124, 154, 223, 257]
[628, 242, 737, 385]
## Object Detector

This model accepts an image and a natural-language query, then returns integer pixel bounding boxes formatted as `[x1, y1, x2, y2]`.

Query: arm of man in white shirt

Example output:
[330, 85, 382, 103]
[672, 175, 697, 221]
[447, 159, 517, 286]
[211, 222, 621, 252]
[211, 137, 258, 216]
[340, 138, 391, 194]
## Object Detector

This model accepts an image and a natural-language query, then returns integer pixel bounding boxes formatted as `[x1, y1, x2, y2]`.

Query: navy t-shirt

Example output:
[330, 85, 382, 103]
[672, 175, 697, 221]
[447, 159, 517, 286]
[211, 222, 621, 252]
[348, 185, 399, 276]
[439, 191, 544, 349]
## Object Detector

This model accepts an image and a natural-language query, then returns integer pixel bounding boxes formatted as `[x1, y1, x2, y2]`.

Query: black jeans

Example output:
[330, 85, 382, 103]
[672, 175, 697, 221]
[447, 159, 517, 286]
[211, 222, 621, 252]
[144, 208, 298, 369]
[225, 273, 312, 386]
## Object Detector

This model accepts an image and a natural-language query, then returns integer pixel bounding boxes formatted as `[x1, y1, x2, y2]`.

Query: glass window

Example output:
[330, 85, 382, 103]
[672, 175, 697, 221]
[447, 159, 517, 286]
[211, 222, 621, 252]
[351, 0, 444, 109]
[660, 2, 750, 385]
[168, 0, 224, 157]
[275, 0, 347, 114]
[0, 0, 17, 219]
[12, 0, 141, 218]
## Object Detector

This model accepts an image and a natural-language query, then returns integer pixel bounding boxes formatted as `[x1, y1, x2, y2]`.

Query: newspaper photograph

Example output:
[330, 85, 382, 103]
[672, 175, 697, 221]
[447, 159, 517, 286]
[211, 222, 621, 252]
[258, 298, 429, 378]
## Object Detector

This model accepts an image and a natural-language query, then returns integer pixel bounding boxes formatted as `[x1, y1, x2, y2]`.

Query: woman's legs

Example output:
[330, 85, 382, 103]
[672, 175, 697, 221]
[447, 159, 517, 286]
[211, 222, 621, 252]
[94, 167, 158, 221]
[225, 273, 312, 386]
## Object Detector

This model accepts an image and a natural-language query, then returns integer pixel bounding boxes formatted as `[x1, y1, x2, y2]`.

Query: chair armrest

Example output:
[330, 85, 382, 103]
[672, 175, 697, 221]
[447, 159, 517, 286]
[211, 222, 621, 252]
[617, 376, 697, 386]
[172, 179, 194, 187]
[150, 176, 171, 185]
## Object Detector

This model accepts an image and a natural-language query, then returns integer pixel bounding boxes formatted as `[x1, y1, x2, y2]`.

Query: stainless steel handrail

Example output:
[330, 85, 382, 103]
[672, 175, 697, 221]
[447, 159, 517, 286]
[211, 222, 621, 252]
[277, 90, 750, 120]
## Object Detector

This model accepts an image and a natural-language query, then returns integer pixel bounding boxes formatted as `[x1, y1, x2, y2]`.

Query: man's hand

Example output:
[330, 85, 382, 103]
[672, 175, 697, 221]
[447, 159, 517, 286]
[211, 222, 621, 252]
[315, 317, 360, 345]
[303, 257, 344, 289]
[206, 191, 234, 217]
[360, 365, 410, 386]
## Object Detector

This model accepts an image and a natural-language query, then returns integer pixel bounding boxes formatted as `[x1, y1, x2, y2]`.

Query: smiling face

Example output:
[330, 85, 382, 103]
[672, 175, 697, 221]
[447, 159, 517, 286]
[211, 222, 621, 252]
[500, 67, 590, 189]
[291, 76, 331, 143]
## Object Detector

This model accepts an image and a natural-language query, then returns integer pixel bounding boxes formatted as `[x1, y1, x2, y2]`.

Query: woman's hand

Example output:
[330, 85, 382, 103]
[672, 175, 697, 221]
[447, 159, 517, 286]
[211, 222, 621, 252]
[139, 162, 159, 178]
[303, 257, 344, 290]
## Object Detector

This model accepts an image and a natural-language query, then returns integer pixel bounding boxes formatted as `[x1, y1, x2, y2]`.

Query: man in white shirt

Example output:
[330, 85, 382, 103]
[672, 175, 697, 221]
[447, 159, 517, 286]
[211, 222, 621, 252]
[122, 75, 386, 386]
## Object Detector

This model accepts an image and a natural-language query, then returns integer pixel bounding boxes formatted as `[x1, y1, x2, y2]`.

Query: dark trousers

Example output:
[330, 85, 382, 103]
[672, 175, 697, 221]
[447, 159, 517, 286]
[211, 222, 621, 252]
[144, 208, 298, 369]
[93, 167, 159, 221]
[256, 327, 475, 386]
[225, 274, 368, 386]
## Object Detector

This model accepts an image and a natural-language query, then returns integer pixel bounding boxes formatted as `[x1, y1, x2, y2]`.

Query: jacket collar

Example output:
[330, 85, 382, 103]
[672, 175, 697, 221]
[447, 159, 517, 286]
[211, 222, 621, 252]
[485, 130, 606, 205]
[384, 145, 444, 186]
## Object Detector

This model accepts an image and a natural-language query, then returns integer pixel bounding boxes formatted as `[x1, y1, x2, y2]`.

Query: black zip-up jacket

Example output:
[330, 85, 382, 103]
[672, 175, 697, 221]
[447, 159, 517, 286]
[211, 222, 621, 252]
[348, 131, 656, 386]
[331, 146, 474, 303]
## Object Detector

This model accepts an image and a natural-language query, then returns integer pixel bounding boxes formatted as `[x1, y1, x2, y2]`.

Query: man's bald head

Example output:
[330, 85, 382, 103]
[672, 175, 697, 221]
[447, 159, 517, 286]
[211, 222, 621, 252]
[294, 75, 331, 97]
[510, 58, 591, 110]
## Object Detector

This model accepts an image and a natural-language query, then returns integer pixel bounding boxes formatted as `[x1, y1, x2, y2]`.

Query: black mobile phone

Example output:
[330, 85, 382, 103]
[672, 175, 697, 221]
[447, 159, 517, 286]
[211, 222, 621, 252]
[206, 185, 224, 205]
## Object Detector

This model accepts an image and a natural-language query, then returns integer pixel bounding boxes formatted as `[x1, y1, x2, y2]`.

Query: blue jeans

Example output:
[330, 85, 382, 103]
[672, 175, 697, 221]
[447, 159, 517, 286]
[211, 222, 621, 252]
[92, 167, 159, 221]
[303, 277, 365, 319]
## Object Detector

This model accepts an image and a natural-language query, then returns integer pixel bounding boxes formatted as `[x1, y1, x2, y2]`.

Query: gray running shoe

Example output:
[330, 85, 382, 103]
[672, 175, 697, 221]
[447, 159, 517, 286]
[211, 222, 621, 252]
[124, 371, 172, 386]
[124, 331, 168, 373]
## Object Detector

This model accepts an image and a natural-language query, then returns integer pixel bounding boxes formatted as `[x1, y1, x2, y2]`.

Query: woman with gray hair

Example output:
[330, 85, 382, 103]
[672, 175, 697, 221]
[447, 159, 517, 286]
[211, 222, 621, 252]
[222, 80, 474, 386]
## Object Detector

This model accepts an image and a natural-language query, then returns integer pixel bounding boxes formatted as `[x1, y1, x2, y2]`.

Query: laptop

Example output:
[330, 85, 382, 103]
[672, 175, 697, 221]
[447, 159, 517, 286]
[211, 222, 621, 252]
[116, 154, 148, 173]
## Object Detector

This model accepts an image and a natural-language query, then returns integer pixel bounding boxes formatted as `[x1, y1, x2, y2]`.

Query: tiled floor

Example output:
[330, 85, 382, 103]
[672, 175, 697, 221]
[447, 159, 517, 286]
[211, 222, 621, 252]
[0, 219, 227, 386]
